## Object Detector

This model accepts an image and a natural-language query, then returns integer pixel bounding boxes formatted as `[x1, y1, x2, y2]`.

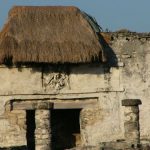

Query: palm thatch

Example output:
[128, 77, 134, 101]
[0, 6, 106, 64]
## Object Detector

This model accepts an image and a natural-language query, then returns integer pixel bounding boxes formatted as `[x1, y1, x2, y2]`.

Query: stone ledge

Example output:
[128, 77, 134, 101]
[122, 99, 142, 106]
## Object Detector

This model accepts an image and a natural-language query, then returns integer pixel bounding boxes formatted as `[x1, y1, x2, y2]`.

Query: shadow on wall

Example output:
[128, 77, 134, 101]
[0, 146, 27, 150]
[98, 33, 118, 68]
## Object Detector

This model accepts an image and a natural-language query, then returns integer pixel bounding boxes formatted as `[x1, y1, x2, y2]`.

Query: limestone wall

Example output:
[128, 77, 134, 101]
[0, 64, 122, 95]
[110, 32, 150, 143]
[0, 32, 150, 147]
[0, 111, 26, 147]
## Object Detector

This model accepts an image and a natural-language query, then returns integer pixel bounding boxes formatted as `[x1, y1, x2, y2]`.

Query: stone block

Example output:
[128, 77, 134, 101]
[122, 99, 142, 106]
[124, 106, 139, 114]
[124, 122, 139, 132]
[124, 113, 138, 122]
[35, 110, 51, 150]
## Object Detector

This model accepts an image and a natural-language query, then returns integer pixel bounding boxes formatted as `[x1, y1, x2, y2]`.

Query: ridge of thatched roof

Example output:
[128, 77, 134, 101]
[0, 6, 106, 64]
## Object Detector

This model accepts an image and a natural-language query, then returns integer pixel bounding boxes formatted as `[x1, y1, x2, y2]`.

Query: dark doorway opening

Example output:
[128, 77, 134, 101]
[51, 109, 81, 150]
[26, 110, 35, 150]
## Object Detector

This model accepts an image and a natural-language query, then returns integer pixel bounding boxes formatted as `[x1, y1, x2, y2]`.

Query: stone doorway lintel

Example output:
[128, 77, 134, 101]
[5, 98, 98, 111]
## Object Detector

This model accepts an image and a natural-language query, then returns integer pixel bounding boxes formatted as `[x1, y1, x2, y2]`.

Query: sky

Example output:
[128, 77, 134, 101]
[0, 0, 150, 32]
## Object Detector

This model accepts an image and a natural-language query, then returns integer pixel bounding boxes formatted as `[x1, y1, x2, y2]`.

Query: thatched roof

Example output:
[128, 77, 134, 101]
[0, 6, 106, 64]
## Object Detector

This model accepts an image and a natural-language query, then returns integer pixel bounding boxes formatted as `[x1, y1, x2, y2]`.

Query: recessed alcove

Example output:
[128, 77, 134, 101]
[51, 109, 81, 150]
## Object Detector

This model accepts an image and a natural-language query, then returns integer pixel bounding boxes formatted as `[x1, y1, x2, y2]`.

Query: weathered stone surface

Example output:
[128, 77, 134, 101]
[35, 110, 51, 150]
[123, 103, 140, 144]
[124, 106, 139, 114]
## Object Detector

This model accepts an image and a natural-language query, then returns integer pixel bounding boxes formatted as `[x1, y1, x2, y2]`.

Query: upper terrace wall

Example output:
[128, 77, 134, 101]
[0, 64, 121, 95]
[106, 32, 150, 143]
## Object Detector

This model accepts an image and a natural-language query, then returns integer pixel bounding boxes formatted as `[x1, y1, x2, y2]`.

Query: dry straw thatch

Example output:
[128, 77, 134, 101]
[0, 6, 106, 64]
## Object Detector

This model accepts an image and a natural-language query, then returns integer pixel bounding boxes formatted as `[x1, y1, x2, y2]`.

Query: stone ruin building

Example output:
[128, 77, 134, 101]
[0, 6, 150, 150]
